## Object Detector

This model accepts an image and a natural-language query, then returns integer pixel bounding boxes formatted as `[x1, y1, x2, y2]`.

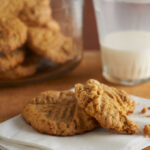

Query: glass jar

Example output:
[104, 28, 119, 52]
[93, 0, 150, 85]
[0, 0, 84, 86]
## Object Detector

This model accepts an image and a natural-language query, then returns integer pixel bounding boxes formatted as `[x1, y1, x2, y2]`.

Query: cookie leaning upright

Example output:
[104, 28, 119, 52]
[102, 84, 136, 114]
[22, 90, 99, 136]
[0, 14, 27, 54]
[75, 79, 139, 134]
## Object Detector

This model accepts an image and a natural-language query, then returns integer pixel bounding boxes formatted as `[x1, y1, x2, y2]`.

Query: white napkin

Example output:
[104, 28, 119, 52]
[0, 96, 150, 150]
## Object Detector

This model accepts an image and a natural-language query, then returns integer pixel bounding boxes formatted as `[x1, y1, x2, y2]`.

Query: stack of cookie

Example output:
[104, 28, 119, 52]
[0, 0, 74, 80]
[22, 79, 139, 136]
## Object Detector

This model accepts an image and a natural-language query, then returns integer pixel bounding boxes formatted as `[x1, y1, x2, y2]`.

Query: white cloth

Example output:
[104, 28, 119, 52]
[0, 96, 150, 150]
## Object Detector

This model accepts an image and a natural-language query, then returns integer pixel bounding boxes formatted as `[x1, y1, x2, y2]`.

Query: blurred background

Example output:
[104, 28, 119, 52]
[84, 0, 99, 50]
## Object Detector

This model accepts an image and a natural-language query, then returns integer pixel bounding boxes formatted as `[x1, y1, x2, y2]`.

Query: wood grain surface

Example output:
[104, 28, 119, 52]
[0, 51, 150, 122]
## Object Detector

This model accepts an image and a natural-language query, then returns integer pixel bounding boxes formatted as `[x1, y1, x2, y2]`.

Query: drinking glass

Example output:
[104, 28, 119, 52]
[93, 0, 150, 85]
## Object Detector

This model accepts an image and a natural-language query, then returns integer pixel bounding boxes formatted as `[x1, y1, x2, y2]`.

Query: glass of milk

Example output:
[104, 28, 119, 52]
[93, 0, 150, 85]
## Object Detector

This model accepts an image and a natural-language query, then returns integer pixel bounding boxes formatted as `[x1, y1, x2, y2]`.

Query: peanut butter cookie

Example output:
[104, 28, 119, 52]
[0, 0, 24, 16]
[103, 84, 136, 114]
[28, 27, 73, 64]
[19, 0, 51, 26]
[0, 48, 25, 72]
[75, 79, 139, 134]
[0, 54, 39, 80]
[22, 90, 99, 136]
[44, 19, 60, 33]
[0, 14, 27, 53]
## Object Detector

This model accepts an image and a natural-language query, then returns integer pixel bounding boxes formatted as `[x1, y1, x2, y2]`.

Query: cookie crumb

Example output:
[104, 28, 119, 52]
[143, 125, 150, 137]
[145, 115, 150, 118]
[141, 107, 147, 114]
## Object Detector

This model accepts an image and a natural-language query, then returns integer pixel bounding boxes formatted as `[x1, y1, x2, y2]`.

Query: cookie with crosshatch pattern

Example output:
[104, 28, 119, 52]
[75, 79, 139, 134]
[22, 90, 99, 136]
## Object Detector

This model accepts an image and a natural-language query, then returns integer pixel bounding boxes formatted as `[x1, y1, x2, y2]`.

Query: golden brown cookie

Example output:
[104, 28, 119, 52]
[0, 14, 27, 53]
[28, 27, 73, 64]
[22, 90, 99, 136]
[19, 0, 51, 26]
[0, 0, 24, 16]
[103, 84, 136, 114]
[0, 54, 39, 80]
[0, 48, 25, 72]
[75, 79, 139, 134]
[44, 19, 60, 33]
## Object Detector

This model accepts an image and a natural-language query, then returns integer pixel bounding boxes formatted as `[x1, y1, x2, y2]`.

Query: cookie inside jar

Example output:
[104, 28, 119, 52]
[0, 0, 83, 84]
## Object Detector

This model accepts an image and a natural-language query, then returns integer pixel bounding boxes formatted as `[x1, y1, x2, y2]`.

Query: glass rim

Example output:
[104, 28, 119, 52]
[96, 0, 150, 4]
[51, 0, 84, 12]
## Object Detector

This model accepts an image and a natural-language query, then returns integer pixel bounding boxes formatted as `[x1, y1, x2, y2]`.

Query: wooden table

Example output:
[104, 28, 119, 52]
[1, 51, 150, 122]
